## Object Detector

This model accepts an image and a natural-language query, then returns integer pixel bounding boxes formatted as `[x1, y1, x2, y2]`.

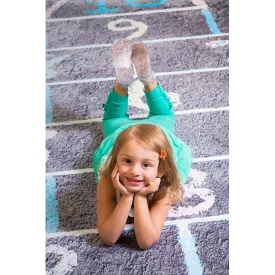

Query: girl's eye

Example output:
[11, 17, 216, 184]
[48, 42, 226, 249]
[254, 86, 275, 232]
[124, 159, 132, 164]
[143, 163, 151, 168]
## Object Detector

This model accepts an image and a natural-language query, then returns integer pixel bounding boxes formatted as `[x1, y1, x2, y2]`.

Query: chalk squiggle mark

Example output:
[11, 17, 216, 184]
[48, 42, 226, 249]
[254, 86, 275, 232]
[46, 0, 69, 19]
[191, 0, 206, 6]
[205, 40, 229, 48]
[46, 129, 57, 163]
[168, 168, 216, 217]
[128, 80, 181, 111]
[46, 244, 77, 275]
[46, 53, 70, 79]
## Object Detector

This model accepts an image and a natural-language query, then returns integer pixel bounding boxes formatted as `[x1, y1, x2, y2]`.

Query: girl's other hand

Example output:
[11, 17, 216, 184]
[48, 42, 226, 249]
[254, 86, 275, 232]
[136, 178, 161, 197]
[111, 164, 134, 197]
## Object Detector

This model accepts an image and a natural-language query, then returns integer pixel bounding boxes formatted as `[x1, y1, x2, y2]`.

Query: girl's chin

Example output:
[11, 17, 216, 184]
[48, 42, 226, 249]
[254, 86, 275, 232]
[125, 185, 144, 193]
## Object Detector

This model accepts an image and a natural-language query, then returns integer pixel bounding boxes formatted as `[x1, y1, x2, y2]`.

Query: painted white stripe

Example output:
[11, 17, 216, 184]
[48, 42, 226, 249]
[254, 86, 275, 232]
[47, 228, 98, 238]
[47, 77, 116, 86]
[165, 214, 229, 226]
[46, 117, 102, 127]
[192, 154, 229, 163]
[144, 33, 229, 44]
[46, 106, 229, 127]
[179, 227, 203, 275]
[46, 67, 229, 86]
[47, 5, 208, 22]
[46, 33, 229, 52]
[47, 43, 112, 52]
[45, 155, 228, 177]
[174, 106, 229, 115]
[155, 66, 229, 76]
[46, 214, 228, 238]
[46, 168, 94, 177]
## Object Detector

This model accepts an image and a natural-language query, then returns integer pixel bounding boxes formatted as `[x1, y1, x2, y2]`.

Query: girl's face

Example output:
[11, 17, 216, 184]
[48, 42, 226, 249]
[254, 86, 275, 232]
[116, 139, 160, 193]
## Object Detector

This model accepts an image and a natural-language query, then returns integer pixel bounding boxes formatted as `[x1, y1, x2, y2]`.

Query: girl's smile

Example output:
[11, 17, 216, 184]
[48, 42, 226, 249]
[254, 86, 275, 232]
[125, 177, 144, 186]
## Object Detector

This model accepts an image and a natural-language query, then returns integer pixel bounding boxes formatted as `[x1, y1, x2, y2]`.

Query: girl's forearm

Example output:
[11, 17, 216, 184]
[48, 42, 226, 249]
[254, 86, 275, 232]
[133, 194, 158, 249]
[99, 195, 133, 246]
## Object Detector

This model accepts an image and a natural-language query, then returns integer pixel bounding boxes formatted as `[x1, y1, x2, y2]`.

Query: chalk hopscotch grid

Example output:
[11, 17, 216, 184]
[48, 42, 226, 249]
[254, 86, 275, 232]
[46, 106, 229, 127]
[45, 154, 229, 177]
[46, 33, 229, 52]
[46, 3, 228, 274]
[46, 214, 229, 238]
[46, 5, 208, 22]
[46, 67, 229, 86]
[46, 157, 228, 269]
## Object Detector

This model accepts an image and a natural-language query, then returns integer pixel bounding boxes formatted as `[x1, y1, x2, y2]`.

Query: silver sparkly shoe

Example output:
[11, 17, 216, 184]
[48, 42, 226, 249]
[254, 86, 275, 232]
[112, 39, 135, 87]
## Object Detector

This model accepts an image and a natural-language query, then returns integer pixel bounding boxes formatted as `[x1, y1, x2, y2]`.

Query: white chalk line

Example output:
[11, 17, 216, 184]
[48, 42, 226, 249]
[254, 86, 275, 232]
[47, 228, 98, 238]
[175, 106, 229, 115]
[155, 67, 229, 77]
[193, 154, 229, 163]
[46, 33, 229, 52]
[46, 106, 229, 127]
[46, 154, 229, 177]
[47, 117, 102, 127]
[46, 67, 229, 86]
[47, 5, 208, 23]
[46, 214, 228, 239]
[47, 77, 116, 86]
[46, 168, 94, 177]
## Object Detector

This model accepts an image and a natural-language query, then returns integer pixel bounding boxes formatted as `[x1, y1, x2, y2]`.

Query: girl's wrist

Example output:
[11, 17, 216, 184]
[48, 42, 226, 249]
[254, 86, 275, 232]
[121, 193, 134, 201]
[134, 193, 148, 202]
[135, 190, 148, 198]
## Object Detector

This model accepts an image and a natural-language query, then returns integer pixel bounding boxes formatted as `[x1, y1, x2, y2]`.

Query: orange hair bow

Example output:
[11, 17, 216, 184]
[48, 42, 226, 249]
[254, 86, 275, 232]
[160, 149, 167, 160]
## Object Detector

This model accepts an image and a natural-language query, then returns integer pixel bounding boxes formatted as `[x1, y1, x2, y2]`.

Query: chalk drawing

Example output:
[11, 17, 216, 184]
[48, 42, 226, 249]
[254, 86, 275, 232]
[46, 245, 77, 275]
[126, 0, 167, 8]
[128, 80, 149, 110]
[46, 86, 53, 124]
[191, 0, 206, 6]
[46, 129, 57, 163]
[46, 0, 69, 19]
[87, 0, 118, 14]
[167, 92, 181, 108]
[168, 168, 215, 217]
[46, 53, 70, 79]
[128, 80, 181, 110]
[46, 176, 59, 233]
[205, 40, 229, 48]
[108, 18, 148, 40]
[201, 8, 221, 34]
[178, 226, 203, 275]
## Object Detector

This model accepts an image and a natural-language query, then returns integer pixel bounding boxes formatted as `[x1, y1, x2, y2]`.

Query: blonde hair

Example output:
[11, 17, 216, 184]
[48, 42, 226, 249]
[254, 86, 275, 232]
[101, 124, 184, 207]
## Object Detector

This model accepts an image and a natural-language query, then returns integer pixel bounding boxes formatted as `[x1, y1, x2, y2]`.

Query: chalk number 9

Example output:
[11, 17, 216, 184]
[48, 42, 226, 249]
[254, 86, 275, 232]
[108, 18, 148, 40]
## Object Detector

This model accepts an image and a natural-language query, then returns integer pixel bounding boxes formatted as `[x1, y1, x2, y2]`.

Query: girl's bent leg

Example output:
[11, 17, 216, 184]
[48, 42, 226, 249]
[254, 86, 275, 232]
[103, 84, 131, 137]
[144, 80, 158, 92]
[113, 82, 128, 96]
[131, 42, 175, 132]
[145, 83, 174, 116]
[145, 83, 175, 133]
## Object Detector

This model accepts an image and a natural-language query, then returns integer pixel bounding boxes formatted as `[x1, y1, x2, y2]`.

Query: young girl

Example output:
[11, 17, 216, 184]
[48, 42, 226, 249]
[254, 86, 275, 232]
[93, 39, 192, 249]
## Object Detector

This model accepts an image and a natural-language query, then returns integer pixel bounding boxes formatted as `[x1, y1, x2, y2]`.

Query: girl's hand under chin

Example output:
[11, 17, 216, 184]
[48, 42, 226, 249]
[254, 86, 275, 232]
[136, 178, 161, 197]
[111, 164, 134, 197]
